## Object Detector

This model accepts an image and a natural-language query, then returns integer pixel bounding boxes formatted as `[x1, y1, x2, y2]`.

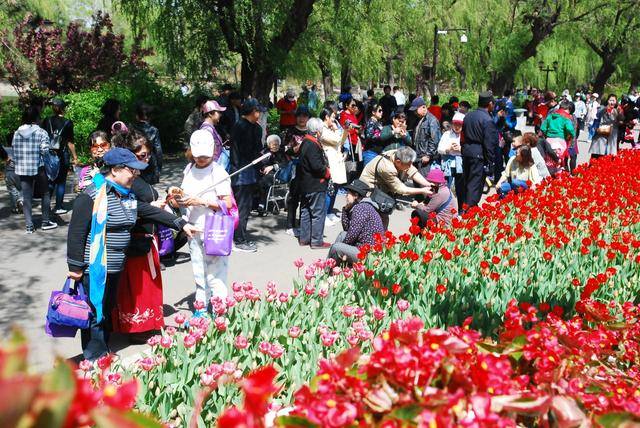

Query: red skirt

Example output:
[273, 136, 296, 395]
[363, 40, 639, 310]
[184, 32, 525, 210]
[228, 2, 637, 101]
[112, 240, 165, 333]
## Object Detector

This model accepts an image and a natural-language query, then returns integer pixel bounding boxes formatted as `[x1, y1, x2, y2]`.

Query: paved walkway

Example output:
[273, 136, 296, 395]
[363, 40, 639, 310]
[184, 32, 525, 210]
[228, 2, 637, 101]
[0, 129, 595, 369]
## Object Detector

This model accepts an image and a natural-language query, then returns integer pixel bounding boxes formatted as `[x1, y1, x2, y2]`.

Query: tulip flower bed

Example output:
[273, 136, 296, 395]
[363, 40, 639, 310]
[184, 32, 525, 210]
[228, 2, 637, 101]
[221, 300, 640, 427]
[117, 151, 640, 425]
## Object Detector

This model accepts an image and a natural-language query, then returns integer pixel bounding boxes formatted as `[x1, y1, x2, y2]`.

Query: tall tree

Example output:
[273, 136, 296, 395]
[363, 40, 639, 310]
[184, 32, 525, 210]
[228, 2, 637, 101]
[582, 0, 640, 94]
[119, 0, 317, 103]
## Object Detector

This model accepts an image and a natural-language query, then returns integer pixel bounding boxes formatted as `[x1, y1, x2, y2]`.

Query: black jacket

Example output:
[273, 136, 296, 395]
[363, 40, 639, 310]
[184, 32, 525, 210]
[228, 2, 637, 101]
[230, 117, 263, 185]
[461, 108, 498, 164]
[296, 135, 330, 194]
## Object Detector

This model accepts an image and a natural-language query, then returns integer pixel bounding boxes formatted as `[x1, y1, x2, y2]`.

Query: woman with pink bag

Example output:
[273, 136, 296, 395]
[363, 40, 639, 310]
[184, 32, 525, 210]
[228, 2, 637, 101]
[169, 130, 233, 315]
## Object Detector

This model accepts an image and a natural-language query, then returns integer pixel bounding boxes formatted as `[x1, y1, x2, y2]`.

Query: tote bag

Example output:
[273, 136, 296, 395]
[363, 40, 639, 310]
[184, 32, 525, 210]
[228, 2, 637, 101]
[45, 278, 92, 337]
[204, 203, 234, 256]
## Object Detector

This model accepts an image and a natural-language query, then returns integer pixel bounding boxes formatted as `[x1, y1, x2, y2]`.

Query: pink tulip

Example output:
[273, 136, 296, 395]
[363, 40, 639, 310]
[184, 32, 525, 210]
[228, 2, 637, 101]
[266, 281, 277, 292]
[147, 335, 161, 347]
[352, 321, 366, 332]
[288, 326, 302, 338]
[232, 282, 242, 292]
[193, 300, 205, 310]
[292, 288, 299, 297]
[342, 305, 355, 317]
[325, 258, 337, 269]
[354, 307, 366, 318]
[242, 282, 254, 291]
[183, 335, 196, 348]
[258, 341, 271, 354]
[174, 313, 186, 325]
[304, 271, 315, 281]
[233, 291, 245, 302]
[200, 372, 216, 386]
[332, 267, 342, 276]
[214, 317, 227, 332]
[278, 292, 289, 303]
[165, 326, 177, 336]
[294, 258, 304, 268]
[225, 296, 236, 308]
[304, 283, 315, 295]
[318, 285, 329, 298]
[373, 307, 386, 321]
[357, 329, 373, 341]
[342, 267, 353, 278]
[160, 336, 173, 349]
[79, 360, 93, 372]
[397, 299, 410, 312]
[246, 288, 261, 301]
[222, 361, 237, 375]
[346, 335, 360, 346]
[234, 335, 249, 349]
[268, 343, 284, 359]
[353, 262, 365, 273]
[206, 363, 223, 378]
[139, 357, 155, 371]
[321, 331, 338, 347]
[266, 294, 276, 303]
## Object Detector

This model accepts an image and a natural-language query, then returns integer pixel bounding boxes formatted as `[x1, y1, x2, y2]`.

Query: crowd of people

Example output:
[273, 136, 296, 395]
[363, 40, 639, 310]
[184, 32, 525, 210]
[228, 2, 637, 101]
[2, 81, 639, 361]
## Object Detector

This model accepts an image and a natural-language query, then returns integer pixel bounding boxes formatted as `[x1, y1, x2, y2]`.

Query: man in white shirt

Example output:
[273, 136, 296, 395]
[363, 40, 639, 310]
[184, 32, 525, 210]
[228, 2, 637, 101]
[586, 93, 600, 143]
[393, 86, 406, 113]
[574, 94, 587, 138]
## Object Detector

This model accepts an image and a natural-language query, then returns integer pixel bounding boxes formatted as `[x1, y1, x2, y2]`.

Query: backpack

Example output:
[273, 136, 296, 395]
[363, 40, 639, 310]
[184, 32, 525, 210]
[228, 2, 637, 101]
[47, 119, 70, 151]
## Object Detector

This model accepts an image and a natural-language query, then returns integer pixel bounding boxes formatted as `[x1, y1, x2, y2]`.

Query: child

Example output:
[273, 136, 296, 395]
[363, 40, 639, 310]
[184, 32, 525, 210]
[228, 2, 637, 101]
[171, 129, 232, 313]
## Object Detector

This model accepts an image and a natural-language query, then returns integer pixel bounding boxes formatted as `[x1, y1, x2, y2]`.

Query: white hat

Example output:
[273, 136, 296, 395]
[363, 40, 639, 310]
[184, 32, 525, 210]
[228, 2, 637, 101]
[190, 129, 215, 157]
[452, 112, 465, 123]
[592, 93, 599, 98]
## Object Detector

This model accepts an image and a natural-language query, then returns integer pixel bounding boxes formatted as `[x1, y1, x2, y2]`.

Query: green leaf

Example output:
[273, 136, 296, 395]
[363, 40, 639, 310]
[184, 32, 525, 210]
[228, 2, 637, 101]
[93, 408, 164, 428]
[276, 415, 319, 427]
[595, 412, 640, 428]
[388, 404, 422, 421]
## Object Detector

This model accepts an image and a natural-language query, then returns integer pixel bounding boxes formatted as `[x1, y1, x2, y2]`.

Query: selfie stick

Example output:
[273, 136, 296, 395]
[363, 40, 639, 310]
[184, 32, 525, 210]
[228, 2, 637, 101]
[196, 152, 271, 196]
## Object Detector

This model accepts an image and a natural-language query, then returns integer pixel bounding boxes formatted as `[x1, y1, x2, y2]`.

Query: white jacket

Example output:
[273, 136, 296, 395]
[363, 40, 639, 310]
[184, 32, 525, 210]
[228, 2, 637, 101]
[320, 127, 347, 184]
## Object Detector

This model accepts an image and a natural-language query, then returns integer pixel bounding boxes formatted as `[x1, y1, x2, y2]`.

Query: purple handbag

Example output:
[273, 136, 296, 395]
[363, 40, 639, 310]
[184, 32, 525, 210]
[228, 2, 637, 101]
[45, 278, 92, 338]
[157, 224, 175, 257]
[203, 204, 234, 256]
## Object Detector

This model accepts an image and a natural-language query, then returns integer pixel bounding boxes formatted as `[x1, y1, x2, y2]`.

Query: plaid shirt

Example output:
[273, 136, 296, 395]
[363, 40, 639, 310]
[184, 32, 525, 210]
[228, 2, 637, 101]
[12, 125, 50, 176]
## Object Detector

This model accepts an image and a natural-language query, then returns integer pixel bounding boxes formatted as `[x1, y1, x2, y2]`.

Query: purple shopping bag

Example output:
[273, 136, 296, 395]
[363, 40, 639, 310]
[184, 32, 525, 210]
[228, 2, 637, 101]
[204, 204, 234, 256]
[45, 278, 92, 338]
[157, 224, 175, 256]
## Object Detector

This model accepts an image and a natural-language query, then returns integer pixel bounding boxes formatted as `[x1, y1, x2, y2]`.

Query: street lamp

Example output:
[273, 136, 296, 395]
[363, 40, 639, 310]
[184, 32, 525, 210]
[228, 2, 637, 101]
[538, 60, 559, 91]
[431, 25, 469, 95]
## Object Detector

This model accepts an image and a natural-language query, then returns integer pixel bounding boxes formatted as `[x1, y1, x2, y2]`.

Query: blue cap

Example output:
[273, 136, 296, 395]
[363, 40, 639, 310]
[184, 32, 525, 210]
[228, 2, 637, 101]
[409, 96, 426, 111]
[241, 98, 267, 115]
[103, 147, 148, 170]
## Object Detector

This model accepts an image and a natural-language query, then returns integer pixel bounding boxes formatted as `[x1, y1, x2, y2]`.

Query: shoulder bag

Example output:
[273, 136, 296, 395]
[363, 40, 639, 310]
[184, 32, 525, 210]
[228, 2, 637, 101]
[45, 278, 92, 337]
[370, 156, 396, 215]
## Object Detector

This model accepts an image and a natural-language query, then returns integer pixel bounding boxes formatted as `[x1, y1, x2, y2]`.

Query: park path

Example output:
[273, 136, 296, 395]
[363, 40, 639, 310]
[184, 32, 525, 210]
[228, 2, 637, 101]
[0, 128, 593, 369]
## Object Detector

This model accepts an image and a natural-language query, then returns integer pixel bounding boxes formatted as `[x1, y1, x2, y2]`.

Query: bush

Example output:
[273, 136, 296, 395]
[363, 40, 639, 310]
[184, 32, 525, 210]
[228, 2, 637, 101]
[0, 99, 23, 145]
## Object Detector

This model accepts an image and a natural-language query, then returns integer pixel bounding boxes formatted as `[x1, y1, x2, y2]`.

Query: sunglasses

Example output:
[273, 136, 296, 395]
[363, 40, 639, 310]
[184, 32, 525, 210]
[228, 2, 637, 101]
[376, 109, 383, 113]
[91, 142, 110, 151]
[136, 152, 149, 160]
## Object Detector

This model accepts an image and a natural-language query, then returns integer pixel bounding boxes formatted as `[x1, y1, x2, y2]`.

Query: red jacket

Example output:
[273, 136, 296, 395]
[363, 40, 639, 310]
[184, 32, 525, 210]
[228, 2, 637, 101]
[339, 110, 360, 146]
[277, 98, 297, 127]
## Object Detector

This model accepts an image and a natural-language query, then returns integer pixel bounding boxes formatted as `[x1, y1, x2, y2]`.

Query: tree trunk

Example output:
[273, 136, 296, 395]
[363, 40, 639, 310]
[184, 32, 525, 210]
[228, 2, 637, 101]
[592, 58, 616, 95]
[385, 56, 394, 87]
[454, 56, 467, 90]
[340, 60, 352, 90]
[319, 59, 334, 100]
[240, 57, 275, 104]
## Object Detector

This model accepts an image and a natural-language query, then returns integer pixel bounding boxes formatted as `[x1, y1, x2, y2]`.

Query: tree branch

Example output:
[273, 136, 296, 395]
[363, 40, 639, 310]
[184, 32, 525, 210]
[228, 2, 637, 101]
[271, 0, 317, 55]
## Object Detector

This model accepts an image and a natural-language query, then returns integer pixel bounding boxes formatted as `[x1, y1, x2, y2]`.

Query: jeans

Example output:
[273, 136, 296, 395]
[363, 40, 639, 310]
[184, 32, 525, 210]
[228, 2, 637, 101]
[232, 183, 256, 244]
[326, 183, 341, 215]
[497, 179, 528, 198]
[362, 150, 378, 166]
[49, 163, 68, 210]
[20, 168, 51, 227]
[80, 273, 121, 361]
[188, 234, 228, 304]
[328, 231, 360, 265]
[299, 191, 327, 246]
[588, 123, 596, 141]
[5, 164, 22, 209]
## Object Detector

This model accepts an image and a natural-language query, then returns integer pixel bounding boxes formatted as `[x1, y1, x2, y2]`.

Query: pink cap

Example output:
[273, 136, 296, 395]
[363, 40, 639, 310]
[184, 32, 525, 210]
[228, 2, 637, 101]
[201, 100, 227, 113]
[426, 169, 446, 185]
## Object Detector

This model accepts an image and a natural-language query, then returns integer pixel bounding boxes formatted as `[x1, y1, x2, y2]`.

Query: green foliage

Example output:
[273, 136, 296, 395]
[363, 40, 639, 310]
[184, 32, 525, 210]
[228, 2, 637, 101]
[0, 100, 23, 144]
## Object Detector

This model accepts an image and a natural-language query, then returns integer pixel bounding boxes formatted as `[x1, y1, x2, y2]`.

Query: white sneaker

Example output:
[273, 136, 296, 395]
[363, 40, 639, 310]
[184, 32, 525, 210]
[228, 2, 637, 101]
[286, 228, 295, 236]
[54, 208, 68, 215]
[41, 220, 58, 231]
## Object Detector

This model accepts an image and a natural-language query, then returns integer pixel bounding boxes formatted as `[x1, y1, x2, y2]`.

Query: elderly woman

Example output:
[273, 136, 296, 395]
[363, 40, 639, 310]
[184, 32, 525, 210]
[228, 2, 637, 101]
[297, 118, 331, 248]
[67, 148, 197, 360]
[589, 94, 624, 159]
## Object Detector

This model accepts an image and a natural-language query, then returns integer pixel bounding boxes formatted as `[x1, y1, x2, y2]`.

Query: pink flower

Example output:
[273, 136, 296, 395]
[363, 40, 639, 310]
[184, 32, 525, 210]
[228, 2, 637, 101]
[342, 305, 355, 317]
[174, 313, 186, 325]
[354, 307, 366, 318]
[318, 285, 329, 298]
[268, 343, 284, 359]
[235, 335, 249, 349]
[346, 335, 360, 346]
[214, 317, 228, 332]
[79, 360, 93, 372]
[232, 282, 243, 292]
[193, 300, 205, 310]
[222, 361, 237, 375]
[183, 335, 196, 348]
[225, 296, 236, 308]
[246, 288, 261, 301]
[266, 281, 277, 292]
[278, 292, 289, 303]
[160, 336, 173, 349]
[321, 331, 338, 347]
[304, 271, 315, 281]
[258, 341, 271, 354]
[233, 291, 245, 302]
[288, 326, 302, 338]
[266, 294, 276, 303]
[292, 288, 299, 297]
[139, 357, 155, 371]
[294, 258, 304, 268]
[164, 326, 177, 336]
[397, 299, 410, 312]
[206, 363, 223, 378]
[324, 258, 337, 269]
[332, 267, 342, 276]
[242, 282, 254, 291]
[373, 307, 386, 321]
[352, 321, 366, 332]
[201, 372, 216, 386]
[357, 329, 373, 341]
[353, 262, 365, 273]
[342, 267, 353, 278]
[147, 335, 161, 347]
[304, 283, 315, 295]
